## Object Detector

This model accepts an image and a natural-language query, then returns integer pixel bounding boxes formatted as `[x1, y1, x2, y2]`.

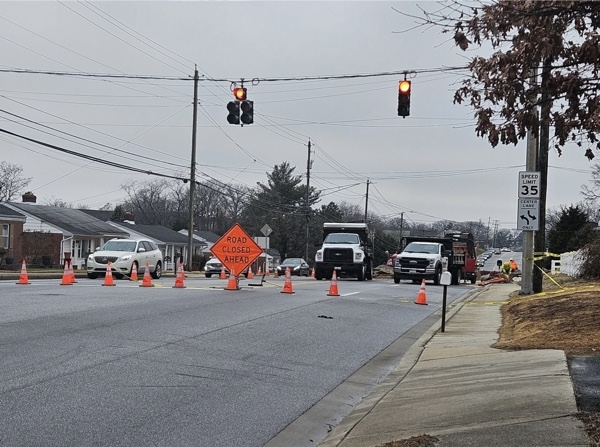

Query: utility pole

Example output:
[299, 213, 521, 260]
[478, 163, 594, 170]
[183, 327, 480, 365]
[305, 139, 312, 262]
[533, 58, 552, 293]
[364, 179, 370, 223]
[187, 67, 199, 271]
[521, 65, 539, 295]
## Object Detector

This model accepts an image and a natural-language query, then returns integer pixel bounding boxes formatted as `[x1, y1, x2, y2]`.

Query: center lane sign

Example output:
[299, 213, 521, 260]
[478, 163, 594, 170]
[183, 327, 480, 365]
[210, 223, 263, 276]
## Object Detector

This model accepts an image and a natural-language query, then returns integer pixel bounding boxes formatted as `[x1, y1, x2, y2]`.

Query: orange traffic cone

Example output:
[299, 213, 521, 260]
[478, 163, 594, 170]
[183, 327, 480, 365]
[281, 267, 294, 294]
[415, 279, 428, 305]
[225, 270, 239, 291]
[16, 259, 31, 285]
[60, 261, 72, 286]
[68, 260, 77, 284]
[102, 262, 115, 286]
[220, 267, 226, 279]
[246, 267, 254, 280]
[140, 262, 154, 287]
[130, 262, 138, 281]
[274, 268, 279, 278]
[311, 267, 315, 278]
[257, 266, 262, 276]
[173, 262, 186, 288]
[327, 270, 340, 296]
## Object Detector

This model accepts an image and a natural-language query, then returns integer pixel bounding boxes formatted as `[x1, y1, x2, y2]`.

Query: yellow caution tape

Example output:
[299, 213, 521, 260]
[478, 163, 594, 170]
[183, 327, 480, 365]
[534, 263, 564, 289]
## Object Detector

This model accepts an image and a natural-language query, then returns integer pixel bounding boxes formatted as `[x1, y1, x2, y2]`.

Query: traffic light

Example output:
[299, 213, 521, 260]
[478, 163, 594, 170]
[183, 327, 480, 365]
[240, 100, 254, 125]
[227, 100, 240, 124]
[397, 80, 411, 118]
[233, 87, 247, 101]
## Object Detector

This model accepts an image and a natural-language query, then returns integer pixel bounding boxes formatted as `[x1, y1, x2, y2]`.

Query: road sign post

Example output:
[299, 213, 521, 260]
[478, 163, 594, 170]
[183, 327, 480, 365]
[211, 223, 263, 279]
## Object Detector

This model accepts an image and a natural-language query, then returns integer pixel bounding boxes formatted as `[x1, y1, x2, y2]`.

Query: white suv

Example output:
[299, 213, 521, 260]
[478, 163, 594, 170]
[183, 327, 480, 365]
[87, 238, 163, 280]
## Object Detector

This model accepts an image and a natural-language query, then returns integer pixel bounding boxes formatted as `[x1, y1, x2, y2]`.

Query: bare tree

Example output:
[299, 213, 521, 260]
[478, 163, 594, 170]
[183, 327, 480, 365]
[0, 162, 31, 201]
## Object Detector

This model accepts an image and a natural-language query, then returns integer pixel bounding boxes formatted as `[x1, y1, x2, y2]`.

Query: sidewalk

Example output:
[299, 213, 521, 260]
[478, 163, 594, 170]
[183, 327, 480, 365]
[320, 283, 589, 447]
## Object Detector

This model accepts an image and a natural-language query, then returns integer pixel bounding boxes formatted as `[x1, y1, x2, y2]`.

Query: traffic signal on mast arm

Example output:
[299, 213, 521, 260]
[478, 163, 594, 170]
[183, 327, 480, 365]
[397, 80, 411, 118]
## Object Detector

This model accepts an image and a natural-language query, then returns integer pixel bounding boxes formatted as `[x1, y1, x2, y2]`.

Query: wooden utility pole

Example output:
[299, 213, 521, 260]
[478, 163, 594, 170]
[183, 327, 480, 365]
[533, 58, 552, 293]
[305, 139, 312, 262]
[187, 67, 199, 270]
[364, 179, 370, 222]
[521, 65, 539, 295]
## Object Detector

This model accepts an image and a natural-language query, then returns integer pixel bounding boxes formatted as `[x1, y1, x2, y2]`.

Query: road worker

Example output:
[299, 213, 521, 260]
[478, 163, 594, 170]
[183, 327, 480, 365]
[509, 258, 519, 272]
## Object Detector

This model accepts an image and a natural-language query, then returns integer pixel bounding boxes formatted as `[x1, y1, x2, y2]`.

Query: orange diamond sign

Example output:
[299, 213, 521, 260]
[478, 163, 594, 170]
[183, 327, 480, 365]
[210, 223, 263, 277]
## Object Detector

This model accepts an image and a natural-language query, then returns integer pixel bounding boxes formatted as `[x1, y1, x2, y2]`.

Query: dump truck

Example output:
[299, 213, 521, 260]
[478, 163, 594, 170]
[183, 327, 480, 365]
[314, 222, 374, 281]
[393, 231, 477, 285]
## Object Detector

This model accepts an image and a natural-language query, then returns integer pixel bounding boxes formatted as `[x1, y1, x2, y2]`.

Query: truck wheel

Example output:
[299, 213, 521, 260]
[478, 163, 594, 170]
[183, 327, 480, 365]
[433, 265, 442, 285]
[366, 260, 373, 280]
[315, 270, 323, 280]
[470, 276, 476, 284]
[393, 276, 400, 284]
[357, 264, 365, 281]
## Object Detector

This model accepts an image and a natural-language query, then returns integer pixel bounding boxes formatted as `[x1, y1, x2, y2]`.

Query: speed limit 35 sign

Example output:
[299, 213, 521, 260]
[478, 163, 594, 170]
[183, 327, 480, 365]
[518, 171, 541, 198]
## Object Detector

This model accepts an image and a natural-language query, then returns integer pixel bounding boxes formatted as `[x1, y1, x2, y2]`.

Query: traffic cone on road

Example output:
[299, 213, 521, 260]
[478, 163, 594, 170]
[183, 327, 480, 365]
[173, 262, 186, 288]
[68, 260, 77, 284]
[60, 261, 73, 286]
[273, 268, 279, 278]
[140, 263, 154, 287]
[130, 263, 138, 281]
[246, 267, 254, 280]
[281, 267, 294, 294]
[16, 259, 31, 285]
[415, 279, 428, 305]
[220, 267, 226, 279]
[327, 270, 340, 297]
[257, 266, 262, 276]
[102, 262, 115, 286]
[311, 267, 315, 279]
[225, 271, 239, 291]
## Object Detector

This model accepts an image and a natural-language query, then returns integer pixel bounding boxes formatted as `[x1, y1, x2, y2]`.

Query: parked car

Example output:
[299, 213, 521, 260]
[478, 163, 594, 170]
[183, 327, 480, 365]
[204, 257, 249, 278]
[276, 258, 311, 276]
[87, 238, 163, 280]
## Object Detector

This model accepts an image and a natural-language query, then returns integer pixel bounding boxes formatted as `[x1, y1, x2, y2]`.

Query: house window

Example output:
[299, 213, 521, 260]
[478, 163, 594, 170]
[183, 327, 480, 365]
[1, 224, 9, 249]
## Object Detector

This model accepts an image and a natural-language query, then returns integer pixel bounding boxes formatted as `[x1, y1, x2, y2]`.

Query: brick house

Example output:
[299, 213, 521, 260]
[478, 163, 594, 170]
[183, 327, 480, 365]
[0, 204, 26, 266]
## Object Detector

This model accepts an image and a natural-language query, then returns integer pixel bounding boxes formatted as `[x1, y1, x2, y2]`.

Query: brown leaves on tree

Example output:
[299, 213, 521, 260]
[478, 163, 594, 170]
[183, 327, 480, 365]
[447, 1, 600, 158]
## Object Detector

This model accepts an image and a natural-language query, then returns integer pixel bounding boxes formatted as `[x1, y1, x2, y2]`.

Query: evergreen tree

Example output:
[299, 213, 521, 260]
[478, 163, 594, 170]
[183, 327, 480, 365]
[547, 205, 596, 254]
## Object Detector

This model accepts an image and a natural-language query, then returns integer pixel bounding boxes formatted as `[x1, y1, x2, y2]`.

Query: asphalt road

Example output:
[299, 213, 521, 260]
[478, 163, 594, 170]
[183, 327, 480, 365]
[0, 275, 473, 447]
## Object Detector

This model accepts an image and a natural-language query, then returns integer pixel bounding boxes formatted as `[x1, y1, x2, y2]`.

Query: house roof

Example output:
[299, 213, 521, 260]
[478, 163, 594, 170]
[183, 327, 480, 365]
[0, 204, 26, 221]
[8, 203, 128, 238]
[193, 230, 221, 243]
[111, 222, 202, 246]
[79, 209, 113, 222]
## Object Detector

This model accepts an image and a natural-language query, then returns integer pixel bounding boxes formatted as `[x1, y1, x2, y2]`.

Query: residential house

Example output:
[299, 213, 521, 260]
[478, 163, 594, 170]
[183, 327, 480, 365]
[5, 193, 128, 269]
[0, 204, 26, 266]
[178, 229, 220, 255]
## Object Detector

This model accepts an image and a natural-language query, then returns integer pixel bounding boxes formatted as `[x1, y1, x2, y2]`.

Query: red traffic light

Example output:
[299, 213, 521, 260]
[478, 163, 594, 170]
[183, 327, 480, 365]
[399, 80, 411, 93]
[233, 87, 247, 101]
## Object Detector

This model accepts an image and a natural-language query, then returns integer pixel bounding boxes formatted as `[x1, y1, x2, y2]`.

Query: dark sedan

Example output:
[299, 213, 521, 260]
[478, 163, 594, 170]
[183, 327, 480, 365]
[276, 258, 311, 276]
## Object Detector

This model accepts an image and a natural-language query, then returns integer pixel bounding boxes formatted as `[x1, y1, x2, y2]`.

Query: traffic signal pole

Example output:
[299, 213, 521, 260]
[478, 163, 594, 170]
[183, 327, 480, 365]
[187, 67, 199, 271]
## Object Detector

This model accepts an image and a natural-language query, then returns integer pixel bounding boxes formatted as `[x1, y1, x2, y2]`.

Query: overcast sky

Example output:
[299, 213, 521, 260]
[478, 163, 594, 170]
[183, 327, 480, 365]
[0, 1, 594, 232]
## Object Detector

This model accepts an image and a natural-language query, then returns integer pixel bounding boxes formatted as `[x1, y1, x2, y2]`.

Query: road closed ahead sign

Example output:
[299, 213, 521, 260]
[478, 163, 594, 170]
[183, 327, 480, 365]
[210, 223, 263, 276]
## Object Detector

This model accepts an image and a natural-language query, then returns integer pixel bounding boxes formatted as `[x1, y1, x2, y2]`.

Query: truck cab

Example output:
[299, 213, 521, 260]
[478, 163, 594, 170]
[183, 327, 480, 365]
[393, 241, 445, 285]
[314, 223, 373, 281]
